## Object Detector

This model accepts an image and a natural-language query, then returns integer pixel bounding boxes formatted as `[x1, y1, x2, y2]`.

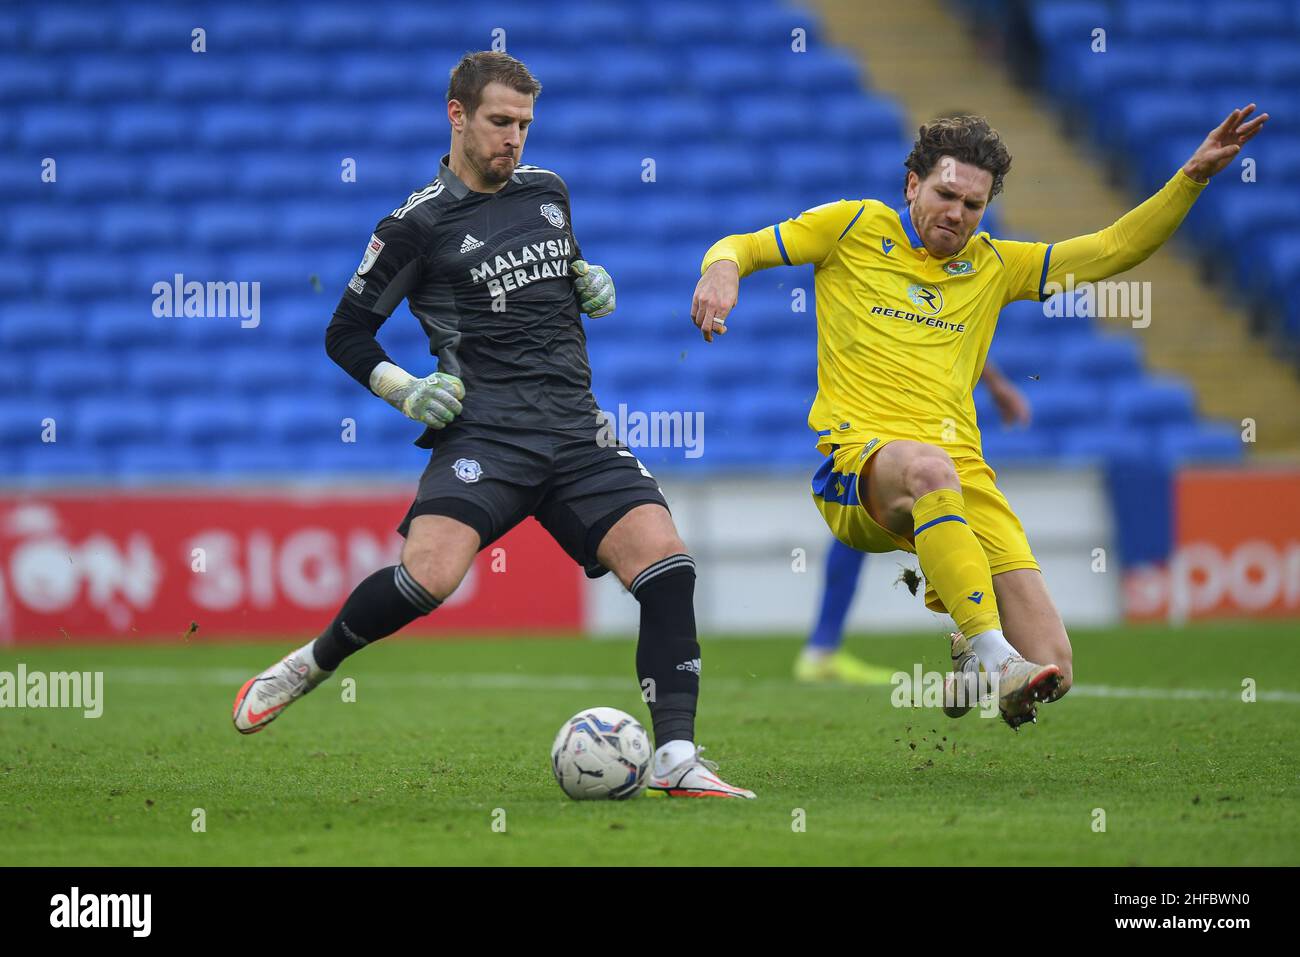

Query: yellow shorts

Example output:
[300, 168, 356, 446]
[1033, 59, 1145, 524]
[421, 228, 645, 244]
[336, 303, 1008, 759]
[811, 439, 1039, 613]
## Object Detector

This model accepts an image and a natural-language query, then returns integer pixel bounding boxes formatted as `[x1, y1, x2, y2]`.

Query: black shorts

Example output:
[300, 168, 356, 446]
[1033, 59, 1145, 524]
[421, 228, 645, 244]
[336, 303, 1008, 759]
[396, 425, 669, 579]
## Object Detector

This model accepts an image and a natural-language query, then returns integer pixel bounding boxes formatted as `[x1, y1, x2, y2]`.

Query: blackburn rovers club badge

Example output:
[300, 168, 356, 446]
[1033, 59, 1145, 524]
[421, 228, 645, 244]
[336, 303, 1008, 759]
[944, 259, 974, 276]
[540, 203, 566, 229]
[453, 458, 482, 483]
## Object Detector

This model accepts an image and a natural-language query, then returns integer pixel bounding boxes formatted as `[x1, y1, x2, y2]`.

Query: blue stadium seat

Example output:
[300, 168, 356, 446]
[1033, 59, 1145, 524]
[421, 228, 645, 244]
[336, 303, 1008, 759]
[19, 446, 112, 483]
[1057, 429, 1151, 466]
[125, 350, 215, 396]
[1109, 378, 1196, 429]
[1157, 423, 1245, 464]
[1122, 2, 1209, 38]
[779, 53, 862, 97]
[29, 11, 113, 51]
[1207, 1, 1294, 36]
[145, 154, 231, 199]
[18, 107, 101, 149]
[198, 106, 282, 148]
[112, 445, 209, 481]
[207, 9, 288, 48]
[68, 59, 153, 101]
[685, 48, 770, 92]
[1057, 336, 1144, 382]
[296, 8, 381, 48]
[211, 444, 309, 475]
[156, 57, 243, 100]
[118, 9, 200, 50]
[245, 57, 327, 100]
[85, 299, 176, 350]
[75, 398, 166, 446]
[107, 106, 191, 151]
[33, 353, 118, 398]
[982, 429, 1058, 466]
[7, 207, 92, 251]
[1024, 382, 1106, 430]
[0, 400, 71, 444]
[0, 58, 62, 102]
[98, 204, 185, 249]
[169, 397, 258, 444]
[45, 255, 134, 300]
[188, 205, 272, 250]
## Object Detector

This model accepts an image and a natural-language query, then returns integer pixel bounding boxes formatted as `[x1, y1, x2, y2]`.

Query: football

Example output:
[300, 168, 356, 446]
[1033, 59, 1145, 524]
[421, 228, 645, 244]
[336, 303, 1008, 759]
[550, 707, 652, 800]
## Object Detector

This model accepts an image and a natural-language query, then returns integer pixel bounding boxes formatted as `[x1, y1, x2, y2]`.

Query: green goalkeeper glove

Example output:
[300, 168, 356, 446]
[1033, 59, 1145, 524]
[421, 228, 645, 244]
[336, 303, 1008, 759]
[572, 259, 615, 318]
[370, 361, 464, 429]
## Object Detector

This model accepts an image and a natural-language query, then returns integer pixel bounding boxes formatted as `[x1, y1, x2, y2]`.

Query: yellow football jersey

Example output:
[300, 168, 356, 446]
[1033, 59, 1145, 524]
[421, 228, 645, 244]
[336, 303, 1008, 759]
[701, 170, 1205, 458]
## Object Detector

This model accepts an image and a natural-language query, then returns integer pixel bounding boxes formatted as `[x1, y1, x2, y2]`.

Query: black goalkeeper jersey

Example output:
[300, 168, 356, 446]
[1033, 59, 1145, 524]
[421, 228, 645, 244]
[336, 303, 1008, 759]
[325, 155, 600, 448]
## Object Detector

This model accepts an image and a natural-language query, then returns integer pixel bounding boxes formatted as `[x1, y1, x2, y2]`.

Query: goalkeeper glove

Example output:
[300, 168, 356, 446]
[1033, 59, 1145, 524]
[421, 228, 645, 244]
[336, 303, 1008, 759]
[571, 259, 615, 318]
[369, 361, 464, 429]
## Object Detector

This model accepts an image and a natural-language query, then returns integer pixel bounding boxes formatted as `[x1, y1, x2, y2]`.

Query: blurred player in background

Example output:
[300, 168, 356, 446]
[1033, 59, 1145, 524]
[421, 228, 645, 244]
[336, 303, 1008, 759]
[694, 106, 1267, 727]
[232, 52, 754, 798]
[797, 360, 1030, 684]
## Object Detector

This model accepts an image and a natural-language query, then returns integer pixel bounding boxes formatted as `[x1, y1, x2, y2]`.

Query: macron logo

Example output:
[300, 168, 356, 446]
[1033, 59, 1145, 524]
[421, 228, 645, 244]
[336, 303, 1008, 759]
[968, 591, 984, 605]
[460, 234, 484, 254]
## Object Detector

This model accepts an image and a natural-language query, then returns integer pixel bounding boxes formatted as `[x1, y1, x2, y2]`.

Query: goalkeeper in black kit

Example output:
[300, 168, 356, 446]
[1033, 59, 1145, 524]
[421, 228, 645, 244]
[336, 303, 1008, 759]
[231, 52, 754, 799]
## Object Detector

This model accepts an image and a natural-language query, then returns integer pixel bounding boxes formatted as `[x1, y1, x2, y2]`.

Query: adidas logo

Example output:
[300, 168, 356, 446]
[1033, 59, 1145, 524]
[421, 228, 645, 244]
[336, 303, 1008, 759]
[675, 658, 701, 675]
[459, 234, 483, 254]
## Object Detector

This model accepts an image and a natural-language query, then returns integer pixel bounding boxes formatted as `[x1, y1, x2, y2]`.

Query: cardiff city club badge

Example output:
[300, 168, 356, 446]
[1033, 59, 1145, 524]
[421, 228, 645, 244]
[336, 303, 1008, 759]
[453, 458, 483, 483]
[357, 234, 384, 275]
[540, 203, 566, 229]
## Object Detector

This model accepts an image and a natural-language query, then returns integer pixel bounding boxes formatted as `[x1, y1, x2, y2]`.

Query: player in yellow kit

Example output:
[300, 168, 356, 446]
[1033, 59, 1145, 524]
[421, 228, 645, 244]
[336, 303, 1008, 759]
[692, 107, 1267, 727]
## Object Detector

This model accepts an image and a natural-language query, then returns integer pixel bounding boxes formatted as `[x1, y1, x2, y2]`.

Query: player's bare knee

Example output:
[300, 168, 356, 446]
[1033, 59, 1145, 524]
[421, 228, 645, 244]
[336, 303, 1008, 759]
[397, 551, 464, 602]
[903, 449, 959, 499]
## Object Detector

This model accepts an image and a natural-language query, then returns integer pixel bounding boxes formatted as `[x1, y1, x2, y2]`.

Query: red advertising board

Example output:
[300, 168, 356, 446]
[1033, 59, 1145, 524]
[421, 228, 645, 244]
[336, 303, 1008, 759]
[0, 492, 583, 643]
[1125, 469, 1300, 620]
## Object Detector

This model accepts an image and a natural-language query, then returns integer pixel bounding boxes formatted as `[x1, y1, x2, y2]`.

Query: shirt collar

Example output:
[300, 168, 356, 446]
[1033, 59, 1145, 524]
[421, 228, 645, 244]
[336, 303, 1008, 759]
[897, 203, 926, 250]
[439, 154, 523, 198]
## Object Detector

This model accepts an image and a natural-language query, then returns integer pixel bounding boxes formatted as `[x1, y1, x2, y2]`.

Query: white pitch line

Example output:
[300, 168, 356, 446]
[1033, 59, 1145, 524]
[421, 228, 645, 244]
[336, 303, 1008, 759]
[100, 667, 1300, 703]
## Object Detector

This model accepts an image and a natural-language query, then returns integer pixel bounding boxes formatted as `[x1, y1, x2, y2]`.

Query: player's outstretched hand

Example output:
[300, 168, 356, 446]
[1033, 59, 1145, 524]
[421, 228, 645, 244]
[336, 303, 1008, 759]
[390, 372, 465, 430]
[572, 260, 616, 318]
[692, 260, 739, 343]
[1182, 103, 1268, 183]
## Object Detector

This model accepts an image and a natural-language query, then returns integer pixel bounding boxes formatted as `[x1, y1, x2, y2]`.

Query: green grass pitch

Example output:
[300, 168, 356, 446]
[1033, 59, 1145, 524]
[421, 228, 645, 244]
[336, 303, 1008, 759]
[2, 621, 1297, 866]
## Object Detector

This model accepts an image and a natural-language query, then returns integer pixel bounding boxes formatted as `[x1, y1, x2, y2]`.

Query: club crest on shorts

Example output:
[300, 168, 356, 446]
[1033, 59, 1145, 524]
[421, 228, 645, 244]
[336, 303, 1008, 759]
[357, 234, 385, 275]
[452, 458, 482, 483]
[540, 202, 566, 229]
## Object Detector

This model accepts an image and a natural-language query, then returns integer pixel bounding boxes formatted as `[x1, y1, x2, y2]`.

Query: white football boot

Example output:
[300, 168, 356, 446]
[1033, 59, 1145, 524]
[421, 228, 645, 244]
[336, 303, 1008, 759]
[232, 643, 332, 734]
[942, 631, 982, 719]
[997, 655, 1063, 730]
[646, 746, 756, 799]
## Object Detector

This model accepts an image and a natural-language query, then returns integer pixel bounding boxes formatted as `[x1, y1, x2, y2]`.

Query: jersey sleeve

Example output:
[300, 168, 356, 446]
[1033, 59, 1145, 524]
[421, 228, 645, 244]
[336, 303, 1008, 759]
[326, 213, 427, 392]
[994, 169, 1207, 303]
[701, 200, 863, 276]
[342, 213, 427, 317]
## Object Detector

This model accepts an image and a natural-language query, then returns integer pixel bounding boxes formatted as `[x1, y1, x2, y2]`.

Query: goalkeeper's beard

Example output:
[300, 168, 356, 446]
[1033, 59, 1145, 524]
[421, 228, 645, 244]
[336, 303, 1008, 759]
[472, 148, 516, 186]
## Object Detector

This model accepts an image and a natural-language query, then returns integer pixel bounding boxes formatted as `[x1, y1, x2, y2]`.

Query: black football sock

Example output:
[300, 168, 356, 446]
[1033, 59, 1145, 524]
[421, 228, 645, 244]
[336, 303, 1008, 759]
[630, 554, 700, 746]
[311, 564, 440, 671]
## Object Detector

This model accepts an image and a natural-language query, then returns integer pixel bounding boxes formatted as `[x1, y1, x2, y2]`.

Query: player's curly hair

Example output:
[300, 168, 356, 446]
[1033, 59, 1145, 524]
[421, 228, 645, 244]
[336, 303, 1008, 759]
[447, 51, 542, 116]
[902, 115, 1012, 201]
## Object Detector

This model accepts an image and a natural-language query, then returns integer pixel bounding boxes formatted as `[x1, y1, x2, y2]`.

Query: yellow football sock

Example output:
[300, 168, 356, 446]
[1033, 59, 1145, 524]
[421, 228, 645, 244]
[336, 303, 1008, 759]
[911, 489, 1001, 636]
